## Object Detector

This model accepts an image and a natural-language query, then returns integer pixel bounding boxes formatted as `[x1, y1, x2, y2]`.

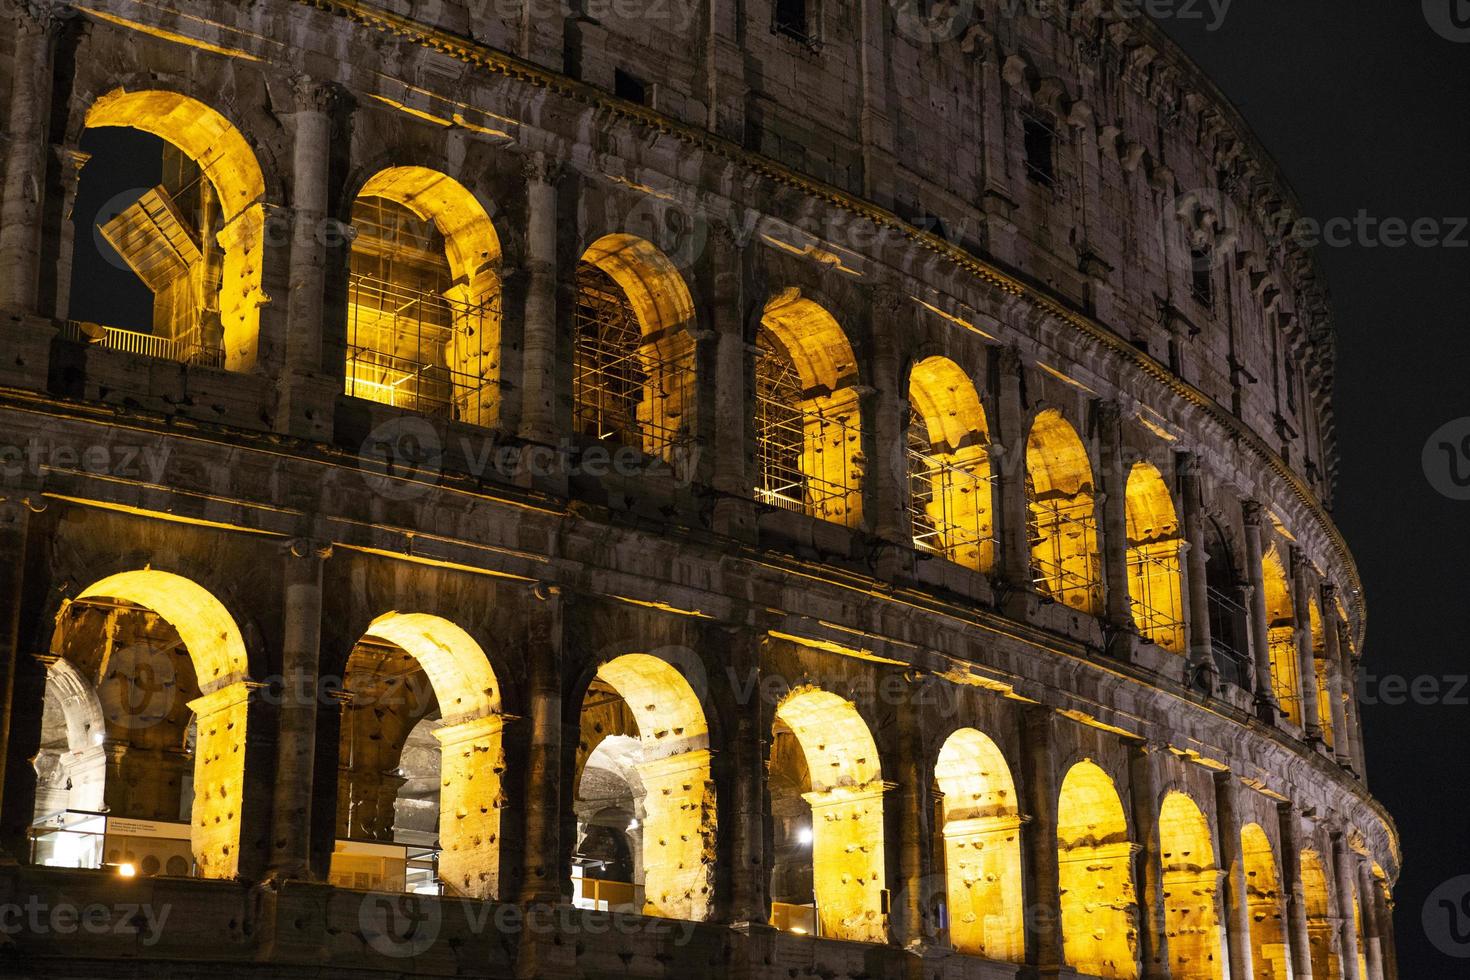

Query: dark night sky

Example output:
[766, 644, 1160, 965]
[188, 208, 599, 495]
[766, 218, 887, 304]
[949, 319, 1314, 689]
[67, 6, 1470, 972]
[1158, 3, 1470, 974]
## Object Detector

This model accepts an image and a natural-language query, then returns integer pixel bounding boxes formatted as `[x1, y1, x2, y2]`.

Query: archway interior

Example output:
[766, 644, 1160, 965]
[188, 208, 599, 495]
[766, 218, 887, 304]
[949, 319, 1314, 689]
[1204, 522, 1251, 686]
[1026, 410, 1101, 614]
[1307, 600, 1335, 747]
[1301, 850, 1343, 980]
[347, 167, 501, 426]
[1261, 544, 1302, 725]
[933, 728, 1023, 961]
[82, 89, 266, 370]
[1056, 760, 1138, 979]
[35, 570, 252, 879]
[769, 688, 886, 942]
[908, 356, 995, 572]
[1159, 792, 1224, 980]
[572, 653, 713, 920]
[572, 235, 696, 461]
[1124, 462, 1185, 653]
[1241, 824, 1290, 980]
[335, 612, 503, 898]
[755, 290, 863, 526]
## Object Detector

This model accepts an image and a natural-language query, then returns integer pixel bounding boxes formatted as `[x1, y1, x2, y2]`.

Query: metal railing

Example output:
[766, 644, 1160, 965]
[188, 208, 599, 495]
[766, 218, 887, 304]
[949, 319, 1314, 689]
[1028, 495, 1102, 613]
[1206, 586, 1252, 689]
[345, 272, 497, 427]
[1268, 626, 1303, 725]
[908, 446, 997, 571]
[755, 391, 861, 520]
[62, 321, 224, 368]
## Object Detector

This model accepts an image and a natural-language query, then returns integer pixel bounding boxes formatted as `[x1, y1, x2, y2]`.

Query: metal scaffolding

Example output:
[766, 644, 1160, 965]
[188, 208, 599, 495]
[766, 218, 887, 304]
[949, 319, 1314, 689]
[1126, 543, 1186, 653]
[754, 336, 859, 518]
[1027, 485, 1102, 613]
[907, 415, 996, 571]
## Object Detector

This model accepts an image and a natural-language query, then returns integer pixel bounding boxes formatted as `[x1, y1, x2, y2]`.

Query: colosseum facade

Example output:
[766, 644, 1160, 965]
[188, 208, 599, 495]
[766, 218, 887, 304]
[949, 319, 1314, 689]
[0, 1, 1398, 978]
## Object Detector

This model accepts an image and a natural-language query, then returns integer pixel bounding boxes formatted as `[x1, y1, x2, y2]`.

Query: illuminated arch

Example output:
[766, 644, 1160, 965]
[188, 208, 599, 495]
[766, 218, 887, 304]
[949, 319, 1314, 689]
[908, 357, 995, 572]
[756, 290, 864, 526]
[1026, 410, 1102, 614]
[572, 234, 697, 461]
[347, 167, 502, 426]
[67, 570, 252, 878]
[934, 729, 1022, 960]
[83, 89, 267, 371]
[1124, 462, 1185, 652]
[1057, 760, 1138, 979]
[1301, 850, 1342, 980]
[576, 653, 715, 921]
[1159, 792, 1224, 980]
[1241, 824, 1289, 980]
[771, 688, 886, 942]
[336, 612, 504, 898]
[1308, 601, 1335, 746]
[1262, 544, 1302, 724]
[32, 659, 108, 820]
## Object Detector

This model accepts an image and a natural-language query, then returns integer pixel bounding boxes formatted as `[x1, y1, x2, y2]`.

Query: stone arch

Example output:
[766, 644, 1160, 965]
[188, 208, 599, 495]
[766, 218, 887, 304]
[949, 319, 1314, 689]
[1262, 543, 1301, 724]
[1301, 849, 1342, 980]
[31, 659, 108, 821]
[770, 687, 886, 943]
[573, 653, 715, 921]
[55, 570, 254, 878]
[1026, 409, 1102, 614]
[1057, 759, 1138, 979]
[908, 356, 995, 572]
[1159, 792, 1224, 980]
[81, 89, 268, 371]
[1125, 461, 1185, 653]
[1203, 516, 1250, 686]
[346, 167, 503, 425]
[1241, 824, 1289, 979]
[755, 289, 864, 526]
[934, 728, 1023, 961]
[336, 612, 504, 898]
[573, 234, 698, 461]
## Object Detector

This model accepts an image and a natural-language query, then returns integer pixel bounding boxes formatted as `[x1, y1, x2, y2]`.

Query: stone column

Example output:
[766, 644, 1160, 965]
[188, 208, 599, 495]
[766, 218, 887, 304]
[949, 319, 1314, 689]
[45, 148, 88, 321]
[1278, 803, 1315, 980]
[283, 77, 336, 376]
[1213, 771, 1254, 980]
[0, 1, 62, 315]
[1332, 833, 1363, 980]
[892, 682, 930, 948]
[1019, 707, 1063, 972]
[1097, 402, 1134, 636]
[1290, 547, 1323, 743]
[518, 585, 564, 904]
[1129, 741, 1169, 980]
[722, 628, 767, 925]
[1242, 502, 1278, 722]
[1358, 860, 1385, 980]
[709, 227, 756, 539]
[1179, 451, 1217, 686]
[0, 495, 34, 858]
[1321, 584, 1351, 764]
[518, 155, 562, 447]
[1341, 636, 1367, 778]
[993, 347, 1033, 590]
[1372, 868, 1398, 980]
[867, 287, 911, 552]
[267, 538, 331, 879]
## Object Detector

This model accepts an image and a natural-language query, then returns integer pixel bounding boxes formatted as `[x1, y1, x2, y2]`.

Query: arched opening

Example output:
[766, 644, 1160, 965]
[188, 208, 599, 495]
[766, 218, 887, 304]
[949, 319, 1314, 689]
[1124, 462, 1185, 653]
[1241, 824, 1289, 979]
[755, 290, 864, 526]
[572, 234, 697, 462]
[1057, 760, 1138, 979]
[907, 357, 995, 572]
[1262, 544, 1302, 725]
[1301, 850, 1342, 980]
[30, 571, 252, 879]
[1308, 601, 1335, 747]
[1026, 410, 1102, 614]
[1204, 521, 1250, 688]
[572, 654, 714, 920]
[334, 613, 503, 898]
[1159, 793, 1224, 980]
[769, 688, 886, 942]
[933, 729, 1023, 960]
[346, 167, 502, 426]
[73, 90, 266, 371]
